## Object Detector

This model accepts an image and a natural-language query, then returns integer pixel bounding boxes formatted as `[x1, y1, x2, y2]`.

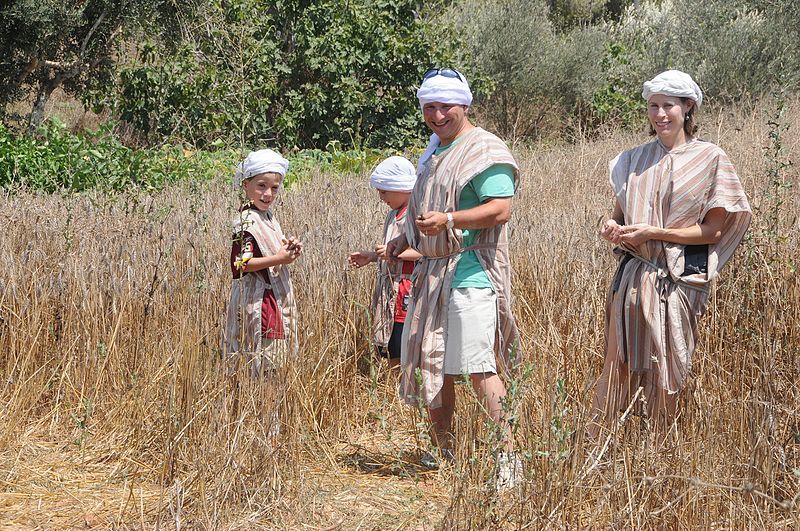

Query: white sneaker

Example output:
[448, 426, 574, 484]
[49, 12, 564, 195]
[496, 451, 523, 491]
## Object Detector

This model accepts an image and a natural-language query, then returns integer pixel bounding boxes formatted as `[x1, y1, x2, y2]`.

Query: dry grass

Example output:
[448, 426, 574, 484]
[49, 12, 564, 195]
[1, 100, 799, 529]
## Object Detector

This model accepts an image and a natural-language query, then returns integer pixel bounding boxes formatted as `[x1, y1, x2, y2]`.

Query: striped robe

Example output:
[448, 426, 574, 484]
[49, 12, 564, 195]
[608, 139, 751, 394]
[401, 128, 520, 407]
[222, 208, 298, 371]
[370, 208, 410, 348]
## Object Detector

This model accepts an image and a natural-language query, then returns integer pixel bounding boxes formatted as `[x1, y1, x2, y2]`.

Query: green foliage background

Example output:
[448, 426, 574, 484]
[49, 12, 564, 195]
[113, 0, 456, 150]
[0, 0, 179, 131]
[2, 0, 800, 191]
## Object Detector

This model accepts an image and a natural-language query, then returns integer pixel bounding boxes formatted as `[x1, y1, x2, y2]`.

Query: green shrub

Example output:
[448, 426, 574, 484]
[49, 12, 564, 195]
[0, 119, 398, 193]
[454, 0, 800, 138]
[112, 0, 455, 151]
[609, 0, 800, 102]
[453, 0, 607, 139]
[0, 119, 238, 192]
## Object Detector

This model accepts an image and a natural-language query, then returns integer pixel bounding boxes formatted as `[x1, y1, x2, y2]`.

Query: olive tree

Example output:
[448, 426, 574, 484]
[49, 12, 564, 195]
[0, 0, 177, 133]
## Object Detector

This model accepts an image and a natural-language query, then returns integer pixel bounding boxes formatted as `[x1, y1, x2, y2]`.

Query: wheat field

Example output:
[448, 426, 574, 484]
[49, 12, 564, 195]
[1, 101, 799, 529]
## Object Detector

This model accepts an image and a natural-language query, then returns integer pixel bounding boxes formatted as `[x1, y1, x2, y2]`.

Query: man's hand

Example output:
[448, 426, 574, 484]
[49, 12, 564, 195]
[415, 211, 448, 236]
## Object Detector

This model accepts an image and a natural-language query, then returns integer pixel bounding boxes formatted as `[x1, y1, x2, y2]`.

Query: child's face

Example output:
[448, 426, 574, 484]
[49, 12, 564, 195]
[243, 172, 283, 211]
[377, 189, 411, 210]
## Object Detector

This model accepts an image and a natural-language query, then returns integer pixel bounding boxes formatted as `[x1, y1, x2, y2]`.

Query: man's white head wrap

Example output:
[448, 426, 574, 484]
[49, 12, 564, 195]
[234, 149, 290, 188]
[369, 156, 416, 192]
[416, 133, 440, 176]
[642, 70, 703, 107]
[416, 70, 473, 110]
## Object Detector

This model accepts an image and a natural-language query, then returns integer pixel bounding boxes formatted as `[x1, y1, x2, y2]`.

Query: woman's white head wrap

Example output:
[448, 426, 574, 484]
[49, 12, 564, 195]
[416, 70, 473, 110]
[642, 70, 703, 107]
[234, 149, 290, 188]
[369, 156, 417, 192]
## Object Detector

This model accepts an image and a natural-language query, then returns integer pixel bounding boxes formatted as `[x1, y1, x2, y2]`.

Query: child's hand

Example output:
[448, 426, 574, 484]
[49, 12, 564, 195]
[374, 244, 387, 260]
[278, 237, 303, 264]
[283, 237, 303, 255]
[348, 251, 374, 268]
[386, 234, 409, 262]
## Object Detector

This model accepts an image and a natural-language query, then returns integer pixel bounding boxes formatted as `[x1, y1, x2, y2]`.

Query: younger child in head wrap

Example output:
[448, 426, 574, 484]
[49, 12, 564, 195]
[223, 148, 302, 378]
[348, 156, 421, 368]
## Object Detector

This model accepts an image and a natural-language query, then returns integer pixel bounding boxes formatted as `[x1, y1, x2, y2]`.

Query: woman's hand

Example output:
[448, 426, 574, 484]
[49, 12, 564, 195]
[348, 251, 375, 268]
[374, 244, 387, 260]
[416, 211, 448, 236]
[618, 224, 655, 247]
[600, 219, 624, 243]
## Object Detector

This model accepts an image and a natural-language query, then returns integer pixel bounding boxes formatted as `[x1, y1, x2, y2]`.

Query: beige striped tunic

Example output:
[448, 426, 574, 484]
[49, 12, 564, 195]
[608, 139, 751, 393]
[222, 208, 298, 368]
[370, 208, 410, 348]
[401, 128, 520, 407]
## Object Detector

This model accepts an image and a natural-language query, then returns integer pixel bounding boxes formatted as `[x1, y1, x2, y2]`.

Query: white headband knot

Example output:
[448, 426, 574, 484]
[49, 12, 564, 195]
[369, 156, 416, 192]
[234, 149, 289, 188]
[642, 70, 703, 107]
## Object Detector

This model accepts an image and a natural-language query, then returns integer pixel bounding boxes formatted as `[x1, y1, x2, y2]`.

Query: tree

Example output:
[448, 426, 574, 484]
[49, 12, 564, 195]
[0, 0, 178, 133]
[115, 0, 456, 150]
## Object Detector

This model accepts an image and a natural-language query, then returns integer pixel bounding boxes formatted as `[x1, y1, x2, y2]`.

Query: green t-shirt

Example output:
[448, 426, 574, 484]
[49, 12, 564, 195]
[433, 140, 515, 289]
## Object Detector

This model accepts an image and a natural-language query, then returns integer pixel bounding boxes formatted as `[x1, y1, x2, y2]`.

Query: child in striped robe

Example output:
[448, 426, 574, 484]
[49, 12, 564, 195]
[223, 149, 301, 378]
[348, 156, 421, 369]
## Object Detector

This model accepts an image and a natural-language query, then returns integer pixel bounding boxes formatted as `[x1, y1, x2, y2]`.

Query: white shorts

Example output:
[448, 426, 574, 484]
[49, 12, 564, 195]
[443, 287, 497, 376]
[400, 287, 498, 377]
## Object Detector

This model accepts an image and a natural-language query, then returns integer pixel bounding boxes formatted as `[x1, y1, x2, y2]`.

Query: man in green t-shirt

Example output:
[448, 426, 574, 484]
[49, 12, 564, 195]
[388, 68, 522, 491]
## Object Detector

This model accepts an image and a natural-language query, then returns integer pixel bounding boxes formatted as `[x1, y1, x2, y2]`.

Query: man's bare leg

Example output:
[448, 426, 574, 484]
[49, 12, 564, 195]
[471, 372, 513, 452]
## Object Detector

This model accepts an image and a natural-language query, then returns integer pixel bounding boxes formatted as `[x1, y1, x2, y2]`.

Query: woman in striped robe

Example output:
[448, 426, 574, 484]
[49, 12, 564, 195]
[591, 70, 751, 431]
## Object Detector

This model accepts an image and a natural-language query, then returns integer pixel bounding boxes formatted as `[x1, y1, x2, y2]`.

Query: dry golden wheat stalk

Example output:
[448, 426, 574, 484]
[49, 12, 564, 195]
[0, 101, 798, 528]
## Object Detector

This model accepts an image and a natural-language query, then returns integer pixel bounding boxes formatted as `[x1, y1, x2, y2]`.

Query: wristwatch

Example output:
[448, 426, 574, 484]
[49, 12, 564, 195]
[446, 212, 454, 230]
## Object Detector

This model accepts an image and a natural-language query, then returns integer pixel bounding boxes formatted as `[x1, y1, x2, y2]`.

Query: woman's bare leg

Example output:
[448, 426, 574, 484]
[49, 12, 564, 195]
[589, 308, 631, 439]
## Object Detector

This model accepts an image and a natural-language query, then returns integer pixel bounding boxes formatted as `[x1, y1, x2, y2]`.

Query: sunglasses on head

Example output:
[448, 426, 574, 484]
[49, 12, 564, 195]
[422, 67, 464, 82]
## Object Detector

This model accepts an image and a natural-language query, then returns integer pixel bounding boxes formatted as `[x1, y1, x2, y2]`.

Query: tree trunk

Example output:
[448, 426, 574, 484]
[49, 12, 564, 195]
[27, 76, 61, 135]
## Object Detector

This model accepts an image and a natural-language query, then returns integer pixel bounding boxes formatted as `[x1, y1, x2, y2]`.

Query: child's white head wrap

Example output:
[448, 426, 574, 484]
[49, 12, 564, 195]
[642, 70, 703, 107]
[235, 149, 290, 188]
[369, 156, 417, 192]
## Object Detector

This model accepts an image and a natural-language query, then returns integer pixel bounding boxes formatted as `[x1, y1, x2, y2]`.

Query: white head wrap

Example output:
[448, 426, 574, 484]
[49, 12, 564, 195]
[234, 148, 290, 188]
[369, 156, 417, 192]
[416, 70, 473, 110]
[416, 133, 440, 175]
[642, 70, 703, 107]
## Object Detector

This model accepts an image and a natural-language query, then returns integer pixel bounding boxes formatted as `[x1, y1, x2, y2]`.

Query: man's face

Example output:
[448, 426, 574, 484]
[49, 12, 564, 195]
[422, 102, 469, 144]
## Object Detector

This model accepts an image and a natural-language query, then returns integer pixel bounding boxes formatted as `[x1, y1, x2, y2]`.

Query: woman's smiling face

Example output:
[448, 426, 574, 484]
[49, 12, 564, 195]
[647, 94, 693, 148]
